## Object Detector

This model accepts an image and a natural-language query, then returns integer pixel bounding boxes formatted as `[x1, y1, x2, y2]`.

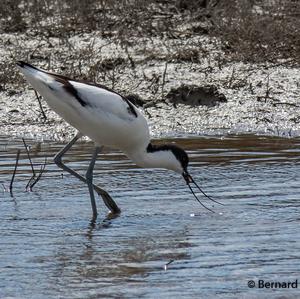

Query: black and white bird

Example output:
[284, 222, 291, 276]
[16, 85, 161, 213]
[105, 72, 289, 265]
[17, 61, 221, 221]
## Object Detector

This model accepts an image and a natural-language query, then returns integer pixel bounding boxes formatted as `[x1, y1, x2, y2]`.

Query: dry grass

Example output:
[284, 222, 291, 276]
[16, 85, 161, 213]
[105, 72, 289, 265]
[1, 0, 299, 62]
[0, 0, 299, 92]
[0, 0, 181, 37]
[211, 0, 300, 63]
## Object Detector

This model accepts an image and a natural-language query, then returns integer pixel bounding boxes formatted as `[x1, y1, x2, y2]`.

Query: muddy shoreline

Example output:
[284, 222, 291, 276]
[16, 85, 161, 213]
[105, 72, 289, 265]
[1, 32, 300, 141]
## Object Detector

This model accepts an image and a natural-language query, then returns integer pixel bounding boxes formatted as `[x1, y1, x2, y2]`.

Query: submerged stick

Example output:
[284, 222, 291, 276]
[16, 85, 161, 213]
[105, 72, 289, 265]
[9, 149, 21, 195]
[30, 158, 47, 191]
[21, 137, 47, 191]
[2, 183, 7, 192]
[22, 138, 36, 190]
[164, 259, 174, 271]
[22, 138, 35, 174]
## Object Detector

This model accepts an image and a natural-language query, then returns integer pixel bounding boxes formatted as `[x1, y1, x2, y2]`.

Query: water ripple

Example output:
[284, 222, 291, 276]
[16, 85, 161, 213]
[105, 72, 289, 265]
[0, 134, 299, 299]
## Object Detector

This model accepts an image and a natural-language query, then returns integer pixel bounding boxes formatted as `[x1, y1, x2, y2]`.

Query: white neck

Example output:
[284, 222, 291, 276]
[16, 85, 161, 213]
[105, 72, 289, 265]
[125, 146, 183, 173]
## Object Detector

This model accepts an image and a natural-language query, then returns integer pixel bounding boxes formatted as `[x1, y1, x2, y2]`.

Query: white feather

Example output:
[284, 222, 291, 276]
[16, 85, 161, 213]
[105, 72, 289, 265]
[18, 64, 150, 152]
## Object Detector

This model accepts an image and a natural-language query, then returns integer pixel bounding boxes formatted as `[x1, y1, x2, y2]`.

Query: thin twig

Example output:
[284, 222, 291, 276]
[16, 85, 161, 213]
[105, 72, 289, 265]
[22, 138, 36, 190]
[124, 44, 135, 69]
[228, 67, 235, 88]
[2, 183, 7, 192]
[30, 158, 47, 191]
[264, 74, 271, 101]
[9, 149, 21, 195]
[34, 90, 47, 122]
[164, 259, 174, 270]
[161, 61, 168, 98]
[111, 68, 116, 90]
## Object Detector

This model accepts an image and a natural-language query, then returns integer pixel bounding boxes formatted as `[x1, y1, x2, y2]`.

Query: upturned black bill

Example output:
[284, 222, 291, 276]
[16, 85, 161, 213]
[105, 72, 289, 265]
[183, 172, 224, 213]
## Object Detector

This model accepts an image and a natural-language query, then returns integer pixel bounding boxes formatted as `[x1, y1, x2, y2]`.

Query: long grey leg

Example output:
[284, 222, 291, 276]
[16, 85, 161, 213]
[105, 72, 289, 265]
[86, 146, 101, 221]
[53, 133, 121, 214]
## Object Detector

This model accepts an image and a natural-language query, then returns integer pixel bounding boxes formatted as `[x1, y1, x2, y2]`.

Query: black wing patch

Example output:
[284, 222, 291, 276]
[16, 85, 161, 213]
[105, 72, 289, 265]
[52, 73, 137, 116]
[82, 81, 137, 117]
[17, 61, 138, 115]
[52, 75, 87, 107]
[123, 97, 138, 117]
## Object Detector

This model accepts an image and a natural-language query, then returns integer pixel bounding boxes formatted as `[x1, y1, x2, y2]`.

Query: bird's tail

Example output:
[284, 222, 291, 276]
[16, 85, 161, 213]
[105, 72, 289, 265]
[16, 61, 52, 91]
[16, 61, 40, 71]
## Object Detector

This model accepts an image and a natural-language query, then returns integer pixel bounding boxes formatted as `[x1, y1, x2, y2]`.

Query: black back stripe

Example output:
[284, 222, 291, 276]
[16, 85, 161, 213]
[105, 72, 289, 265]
[48, 72, 137, 115]
[123, 97, 138, 117]
[17, 61, 137, 115]
[73, 79, 137, 117]
[53, 75, 87, 107]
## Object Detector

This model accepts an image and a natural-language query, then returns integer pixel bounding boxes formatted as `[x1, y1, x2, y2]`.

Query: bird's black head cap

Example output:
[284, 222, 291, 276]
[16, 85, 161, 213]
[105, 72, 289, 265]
[147, 143, 189, 171]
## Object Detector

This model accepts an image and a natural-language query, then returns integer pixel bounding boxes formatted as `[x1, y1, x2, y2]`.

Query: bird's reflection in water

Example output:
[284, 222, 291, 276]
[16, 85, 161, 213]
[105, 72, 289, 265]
[52, 219, 191, 294]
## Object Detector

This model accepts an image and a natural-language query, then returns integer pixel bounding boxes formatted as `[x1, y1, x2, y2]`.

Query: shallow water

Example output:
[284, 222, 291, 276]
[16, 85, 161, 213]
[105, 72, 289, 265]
[0, 135, 299, 299]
